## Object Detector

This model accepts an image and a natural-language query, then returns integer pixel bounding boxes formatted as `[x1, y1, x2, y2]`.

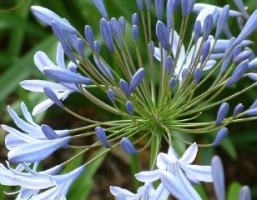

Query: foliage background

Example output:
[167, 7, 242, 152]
[0, 0, 256, 199]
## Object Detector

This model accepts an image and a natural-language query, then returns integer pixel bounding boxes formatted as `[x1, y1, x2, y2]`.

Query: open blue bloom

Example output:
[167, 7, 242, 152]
[3, 103, 69, 146]
[2, 125, 70, 163]
[31, 165, 85, 199]
[0, 162, 84, 199]
[135, 143, 212, 199]
[20, 43, 83, 115]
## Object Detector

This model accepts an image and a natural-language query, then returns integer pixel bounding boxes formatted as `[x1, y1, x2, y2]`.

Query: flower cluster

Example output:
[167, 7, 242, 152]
[111, 145, 251, 200]
[1, 0, 257, 199]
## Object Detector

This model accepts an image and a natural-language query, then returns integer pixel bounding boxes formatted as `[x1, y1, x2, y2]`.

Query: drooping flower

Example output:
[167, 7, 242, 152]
[0, 162, 84, 199]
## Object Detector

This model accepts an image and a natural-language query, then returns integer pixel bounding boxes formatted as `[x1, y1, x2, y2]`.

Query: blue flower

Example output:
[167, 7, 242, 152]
[135, 143, 212, 199]
[20, 43, 84, 115]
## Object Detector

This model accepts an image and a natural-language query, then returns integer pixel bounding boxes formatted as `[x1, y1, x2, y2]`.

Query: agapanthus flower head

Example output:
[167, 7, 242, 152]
[1, 0, 257, 198]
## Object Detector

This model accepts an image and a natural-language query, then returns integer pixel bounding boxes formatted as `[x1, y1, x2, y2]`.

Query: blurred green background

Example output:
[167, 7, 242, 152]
[0, 0, 256, 199]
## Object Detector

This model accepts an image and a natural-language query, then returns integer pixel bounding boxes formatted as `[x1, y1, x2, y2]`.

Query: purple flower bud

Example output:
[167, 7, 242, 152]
[216, 102, 229, 126]
[120, 137, 137, 154]
[165, 56, 173, 74]
[93, 0, 109, 19]
[129, 68, 145, 93]
[41, 124, 59, 140]
[51, 22, 74, 60]
[77, 39, 85, 58]
[167, 0, 179, 29]
[84, 25, 94, 49]
[156, 21, 170, 51]
[233, 103, 244, 116]
[94, 41, 101, 56]
[246, 101, 257, 116]
[107, 89, 115, 103]
[234, 50, 253, 64]
[232, 45, 241, 61]
[43, 67, 91, 84]
[215, 5, 230, 38]
[169, 78, 176, 90]
[203, 14, 213, 41]
[119, 17, 126, 33]
[239, 186, 251, 200]
[43, 87, 64, 107]
[100, 18, 115, 53]
[246, 108, 257, 116]
[181, 68, 188, 80]
[169, 0, 180, 14]
[93, 56, 114, 80]
[248, 58, 257, 69]
[132, 13, 139, 25]
[146, 0, 151, 10]
[126, 101, 134, 115]
[155, 0, 164, 20]
[211, 156, 225, 200]
[193, 20, 202, 41]
[193, 68, 202, 84]
[201, 41, 211, 62]
[234, 10, 257, 45]
[212, 127, 228, 146]
[187, 0, 195, 15]
[132, 25, 139, 41]
[111, 17, 123, 45]
[95, 126, 111, 148]
[226, 60, 249, 87]
[181, 0, 188, 16]
[137, 0, 144, 11]
[120, 79, 130, 98]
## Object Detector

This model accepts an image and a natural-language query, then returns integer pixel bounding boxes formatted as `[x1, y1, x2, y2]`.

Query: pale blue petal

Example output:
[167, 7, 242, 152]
[149, 183, 169, 200]
[154, 47, 161, 61]
[193, 3, 241, 17]
[203, 60, 217, 71]
[8, 137, 70, 163]
[169, 29, 185, 70]
[56, 42, 65, 68]
[196, 7, 218, 27]
[32, 91, 71, 116]
[7, 106, 40, 134]
[211, 156, 225, 200]
[20, 80, 70, 92]
[0, 163, 18, 186]
[160, 171, 197, 200]
[1, 125, 39, 144]
[20, 102, 38, 127]
[33, 51, 57, 73]
[176, 167, 202, 200]
[179, 143, 198, 164]
[30, 187, 66, 200]
[179, 162, 213, 182]
[157, 152, 176, 170]
[110, 186, 136, 198]
[5, 133, 26, 150]
[135, 169, 160, 182]
[210, 53, 224, 60]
